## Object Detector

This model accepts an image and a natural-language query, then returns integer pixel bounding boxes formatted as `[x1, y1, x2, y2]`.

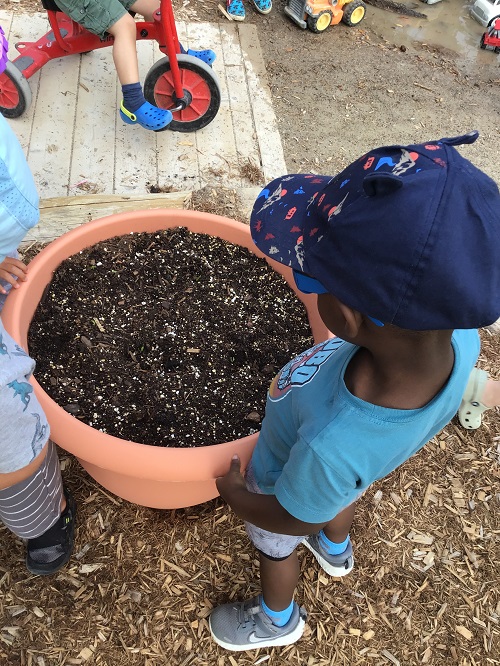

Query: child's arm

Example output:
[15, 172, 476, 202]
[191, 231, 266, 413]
[0, 257, 28, 293]
[216, 455, 327, 536]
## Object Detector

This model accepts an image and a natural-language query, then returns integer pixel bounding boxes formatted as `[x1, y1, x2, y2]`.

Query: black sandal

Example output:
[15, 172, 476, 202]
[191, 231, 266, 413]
[26, 488, 76, 575]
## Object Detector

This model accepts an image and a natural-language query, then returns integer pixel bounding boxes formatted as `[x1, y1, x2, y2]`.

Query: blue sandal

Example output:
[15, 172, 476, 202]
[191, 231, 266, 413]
[227, 0, 246, 20]
[251, 0, 272, 13]
[120, 101, 172, 131]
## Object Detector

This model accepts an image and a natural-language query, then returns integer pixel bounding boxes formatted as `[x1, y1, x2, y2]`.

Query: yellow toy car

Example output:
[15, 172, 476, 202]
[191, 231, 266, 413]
[284, 0, 367, 33]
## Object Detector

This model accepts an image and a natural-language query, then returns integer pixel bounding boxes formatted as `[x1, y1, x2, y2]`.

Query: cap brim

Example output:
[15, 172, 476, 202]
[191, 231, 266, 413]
[293, 270, 328, 295]
[250, 174, 332, 273]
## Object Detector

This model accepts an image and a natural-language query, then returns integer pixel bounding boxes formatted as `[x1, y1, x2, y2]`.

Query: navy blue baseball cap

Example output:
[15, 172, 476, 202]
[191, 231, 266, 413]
[251, 132, 500, 330]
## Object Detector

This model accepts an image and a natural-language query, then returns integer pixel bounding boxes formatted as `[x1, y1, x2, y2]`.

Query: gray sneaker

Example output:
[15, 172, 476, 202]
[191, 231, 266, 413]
[209, 595, 307, 651]
[303, 534, 354, 576]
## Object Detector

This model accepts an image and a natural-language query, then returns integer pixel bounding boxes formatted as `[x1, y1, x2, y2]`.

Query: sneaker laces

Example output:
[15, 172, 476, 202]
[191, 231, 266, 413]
[237, 597, 263, 628]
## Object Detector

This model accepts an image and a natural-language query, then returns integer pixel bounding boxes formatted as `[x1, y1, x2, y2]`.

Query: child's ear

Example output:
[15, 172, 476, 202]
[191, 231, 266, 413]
[337, 301, 363, 338]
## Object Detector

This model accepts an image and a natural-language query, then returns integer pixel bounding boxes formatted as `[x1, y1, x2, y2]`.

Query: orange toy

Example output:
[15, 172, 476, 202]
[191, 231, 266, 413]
[284, 0, 366, 33]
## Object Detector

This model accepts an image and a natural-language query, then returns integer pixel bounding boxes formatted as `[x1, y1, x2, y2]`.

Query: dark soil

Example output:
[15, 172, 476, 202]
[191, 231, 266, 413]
[28, 228, 313, 447]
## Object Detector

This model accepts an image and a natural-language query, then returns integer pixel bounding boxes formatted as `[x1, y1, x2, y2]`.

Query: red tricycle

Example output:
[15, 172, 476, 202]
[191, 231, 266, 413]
[0, 0, 221, 131]
[480, 18, 500, 53]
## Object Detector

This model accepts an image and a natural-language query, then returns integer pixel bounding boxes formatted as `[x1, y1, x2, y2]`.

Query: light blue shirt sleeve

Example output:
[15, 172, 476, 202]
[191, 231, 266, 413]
[0, 114, 39, 263]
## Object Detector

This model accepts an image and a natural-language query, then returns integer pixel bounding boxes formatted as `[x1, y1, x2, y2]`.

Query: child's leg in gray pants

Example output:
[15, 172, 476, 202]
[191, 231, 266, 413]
[0, 440, 63, 538]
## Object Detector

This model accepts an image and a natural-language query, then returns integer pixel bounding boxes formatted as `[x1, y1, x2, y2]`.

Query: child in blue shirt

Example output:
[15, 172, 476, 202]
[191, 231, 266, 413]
[209, 131, 500, 651]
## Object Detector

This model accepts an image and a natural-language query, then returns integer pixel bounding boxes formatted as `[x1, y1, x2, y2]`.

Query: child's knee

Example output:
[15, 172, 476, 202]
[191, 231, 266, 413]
[108, 11, 136, 37]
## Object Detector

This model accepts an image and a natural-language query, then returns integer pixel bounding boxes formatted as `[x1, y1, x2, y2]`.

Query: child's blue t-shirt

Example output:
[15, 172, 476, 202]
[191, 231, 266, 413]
[0, 114, 39, 264]
[251, 329, 480, 524]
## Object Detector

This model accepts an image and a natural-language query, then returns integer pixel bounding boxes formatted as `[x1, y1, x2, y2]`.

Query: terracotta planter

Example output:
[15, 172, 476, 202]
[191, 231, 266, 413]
[2, 210, 330, 508]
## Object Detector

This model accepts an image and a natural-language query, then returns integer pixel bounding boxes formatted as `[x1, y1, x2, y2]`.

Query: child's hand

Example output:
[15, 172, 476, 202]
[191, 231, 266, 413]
[0, 257, 29, 293]
[216, 455, 246, 501]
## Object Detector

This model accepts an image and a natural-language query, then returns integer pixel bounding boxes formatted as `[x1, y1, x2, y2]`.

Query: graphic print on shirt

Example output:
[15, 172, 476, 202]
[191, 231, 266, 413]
[8, 377, 33, 411]
[269, 338, 344, 401]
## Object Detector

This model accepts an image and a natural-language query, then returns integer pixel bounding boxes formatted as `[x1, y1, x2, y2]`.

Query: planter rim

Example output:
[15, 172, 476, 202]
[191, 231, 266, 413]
[2, 209, 328, 483]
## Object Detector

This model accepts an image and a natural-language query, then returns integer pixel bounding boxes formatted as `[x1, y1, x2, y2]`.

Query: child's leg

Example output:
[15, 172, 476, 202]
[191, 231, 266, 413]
[483, 380, 500, 407]
[209, 464, 308, 650]
[209, 515, 306, 650]
[54, 0, 171, 130]
[0, 440, 76, 576]
[107, 13, 140, 84]
[303, 503, 355, 577]
[259, 550, 300, 612]
[323, 502, 355, 542]
[129, 0, 158, 21]
[106, 12, 171, 129]
[130, 0, 216, 64]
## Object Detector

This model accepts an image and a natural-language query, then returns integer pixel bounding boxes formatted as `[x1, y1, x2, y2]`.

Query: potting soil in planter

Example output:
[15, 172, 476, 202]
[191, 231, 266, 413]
[28, 228, 313, 447]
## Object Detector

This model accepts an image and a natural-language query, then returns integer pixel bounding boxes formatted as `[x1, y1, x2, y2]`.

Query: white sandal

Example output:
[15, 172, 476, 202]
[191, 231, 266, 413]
[458, 368, 490, 430]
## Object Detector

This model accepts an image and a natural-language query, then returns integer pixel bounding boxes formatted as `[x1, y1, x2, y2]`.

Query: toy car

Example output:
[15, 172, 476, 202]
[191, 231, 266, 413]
[480, 17, 500, 51]
[284, 0, 366, 33]
[470, 0, 500, 28]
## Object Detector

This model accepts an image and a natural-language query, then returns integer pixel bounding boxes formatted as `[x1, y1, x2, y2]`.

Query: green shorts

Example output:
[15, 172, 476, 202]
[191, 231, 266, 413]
[55, 0, 137, 38]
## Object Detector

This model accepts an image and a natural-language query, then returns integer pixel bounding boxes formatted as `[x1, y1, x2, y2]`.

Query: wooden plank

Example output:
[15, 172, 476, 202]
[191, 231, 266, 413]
[3, 11, 49, 153]
[238, 24, 287, 180]
[191, 23, 240, 189]
[69, 48, 117, 196]
[221, 24, 262, 186]
[22, 192, 192, 244]
[114, 40, 158, 194]
[20, 187, 259, 244]
[26, 50, 80, 198]
[156, 22, 202, 191]
[219, 22, 243, 68]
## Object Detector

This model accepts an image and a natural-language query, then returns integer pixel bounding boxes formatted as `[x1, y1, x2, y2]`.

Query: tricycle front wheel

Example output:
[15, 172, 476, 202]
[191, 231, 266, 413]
[0, 61, 32, 118]
[144, 55, 221, 133]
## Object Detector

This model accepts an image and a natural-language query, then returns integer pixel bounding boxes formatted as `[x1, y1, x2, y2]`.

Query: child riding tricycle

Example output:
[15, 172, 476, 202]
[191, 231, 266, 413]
[0, 0, 221, 132]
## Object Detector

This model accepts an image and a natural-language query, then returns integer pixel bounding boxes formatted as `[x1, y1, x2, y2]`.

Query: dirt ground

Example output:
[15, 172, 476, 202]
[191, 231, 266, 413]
[1, 1, 499, 665]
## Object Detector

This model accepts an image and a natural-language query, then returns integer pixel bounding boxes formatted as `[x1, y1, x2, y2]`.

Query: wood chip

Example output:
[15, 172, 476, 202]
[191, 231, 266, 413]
[92, 317, 105, 332]
[381, 649, 401, 665]
[456, 625, 473, 641]
[78, 647, 94, 661]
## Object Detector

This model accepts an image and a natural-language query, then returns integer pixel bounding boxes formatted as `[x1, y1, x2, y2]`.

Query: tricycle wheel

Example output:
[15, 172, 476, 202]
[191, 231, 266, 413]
[307, 10, 333, 33]
[0, 61, 32, 118]
[144, 55, 221, 133]
[480, 35, 486, 49]
[342, 0, 366, 26]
